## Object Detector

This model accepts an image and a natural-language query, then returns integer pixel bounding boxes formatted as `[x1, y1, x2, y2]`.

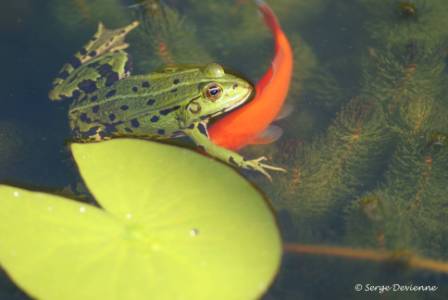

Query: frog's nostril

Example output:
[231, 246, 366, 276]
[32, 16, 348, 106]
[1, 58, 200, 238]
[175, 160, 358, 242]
[232, 83, 239, 89]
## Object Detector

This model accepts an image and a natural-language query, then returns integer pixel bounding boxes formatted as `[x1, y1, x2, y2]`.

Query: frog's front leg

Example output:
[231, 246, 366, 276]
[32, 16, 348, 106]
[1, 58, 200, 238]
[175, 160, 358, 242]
[184, 122, 286, 180]
[49, 21, 139, 101]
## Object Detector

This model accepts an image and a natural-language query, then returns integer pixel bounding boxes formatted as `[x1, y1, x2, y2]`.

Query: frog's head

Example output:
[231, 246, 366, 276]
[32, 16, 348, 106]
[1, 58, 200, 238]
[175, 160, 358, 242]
[182, 63, 253, 124]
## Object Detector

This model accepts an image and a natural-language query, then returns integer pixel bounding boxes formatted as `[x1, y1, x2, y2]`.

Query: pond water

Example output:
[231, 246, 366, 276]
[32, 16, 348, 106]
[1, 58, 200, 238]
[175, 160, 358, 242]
[1, 0, 448, 299]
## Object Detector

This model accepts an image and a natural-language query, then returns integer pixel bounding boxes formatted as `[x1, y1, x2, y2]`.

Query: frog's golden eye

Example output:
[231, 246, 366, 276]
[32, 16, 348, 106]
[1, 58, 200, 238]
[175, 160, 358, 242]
[204, 83, 223, 101]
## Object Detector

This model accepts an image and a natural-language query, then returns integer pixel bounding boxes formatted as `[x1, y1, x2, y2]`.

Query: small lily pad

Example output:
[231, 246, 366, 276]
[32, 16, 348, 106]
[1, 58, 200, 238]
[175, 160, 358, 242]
[0, 139, 281, 300]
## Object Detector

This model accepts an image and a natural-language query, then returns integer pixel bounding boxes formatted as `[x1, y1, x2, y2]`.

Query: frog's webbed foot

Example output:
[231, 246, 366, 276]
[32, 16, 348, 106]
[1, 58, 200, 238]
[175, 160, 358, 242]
[185, 122, 286, 181]
[79, 21, 139, 65]
[240, 156, 287, 181]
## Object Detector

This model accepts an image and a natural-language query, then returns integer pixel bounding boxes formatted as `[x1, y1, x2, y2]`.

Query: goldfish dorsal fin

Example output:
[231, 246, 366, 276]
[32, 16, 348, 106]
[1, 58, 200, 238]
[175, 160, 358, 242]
[250, 125, 283, 145]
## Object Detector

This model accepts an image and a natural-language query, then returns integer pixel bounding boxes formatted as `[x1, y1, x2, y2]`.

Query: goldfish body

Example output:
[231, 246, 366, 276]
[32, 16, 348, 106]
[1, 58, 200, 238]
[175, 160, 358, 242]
[209, 0, 293, 150]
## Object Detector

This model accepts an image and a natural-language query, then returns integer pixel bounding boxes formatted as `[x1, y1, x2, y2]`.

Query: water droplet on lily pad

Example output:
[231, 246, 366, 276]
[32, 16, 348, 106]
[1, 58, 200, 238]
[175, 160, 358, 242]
[190, 228, 200, 237]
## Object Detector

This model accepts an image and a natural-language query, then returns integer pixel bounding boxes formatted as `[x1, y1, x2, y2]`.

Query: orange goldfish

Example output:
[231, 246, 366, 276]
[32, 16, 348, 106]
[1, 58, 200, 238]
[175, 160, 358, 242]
[209, 0, 293, 150]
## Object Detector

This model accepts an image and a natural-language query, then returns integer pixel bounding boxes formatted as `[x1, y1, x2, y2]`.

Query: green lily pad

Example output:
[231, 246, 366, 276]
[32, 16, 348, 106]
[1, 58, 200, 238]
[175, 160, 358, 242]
[0, 139, 281, 300]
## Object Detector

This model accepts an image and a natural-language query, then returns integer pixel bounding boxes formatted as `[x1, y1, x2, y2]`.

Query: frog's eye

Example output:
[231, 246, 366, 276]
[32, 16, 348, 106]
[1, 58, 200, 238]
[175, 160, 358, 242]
[204, 83, 223, 101]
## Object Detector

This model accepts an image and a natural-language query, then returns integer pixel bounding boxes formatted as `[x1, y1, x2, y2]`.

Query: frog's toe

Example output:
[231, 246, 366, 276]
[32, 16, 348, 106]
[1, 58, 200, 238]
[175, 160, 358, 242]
[244, 156, 286, 181]
[253, 156, 268, 163]
[257, 167, 273, 182]
[261, 163, 287, 173]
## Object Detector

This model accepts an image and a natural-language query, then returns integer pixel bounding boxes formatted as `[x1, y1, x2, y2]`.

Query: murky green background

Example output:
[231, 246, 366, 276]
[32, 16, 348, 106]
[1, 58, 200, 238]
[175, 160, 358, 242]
[1, 0, 448, 299]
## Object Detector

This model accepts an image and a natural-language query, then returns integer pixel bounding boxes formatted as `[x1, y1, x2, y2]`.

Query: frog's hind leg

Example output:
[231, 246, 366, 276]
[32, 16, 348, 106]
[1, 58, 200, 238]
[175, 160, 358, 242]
[49, 51, 132, 101]
[49, 21, 139, 101]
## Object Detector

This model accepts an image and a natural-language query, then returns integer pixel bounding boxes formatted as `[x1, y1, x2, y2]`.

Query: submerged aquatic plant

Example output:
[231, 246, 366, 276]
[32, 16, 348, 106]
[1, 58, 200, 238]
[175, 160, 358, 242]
[9, 0, 448, 298]
[0, 139, 281, 300]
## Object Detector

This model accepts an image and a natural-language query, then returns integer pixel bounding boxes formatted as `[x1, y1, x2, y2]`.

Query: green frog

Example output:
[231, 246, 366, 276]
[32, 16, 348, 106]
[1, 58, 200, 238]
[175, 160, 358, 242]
[49, 21, 285, 179]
